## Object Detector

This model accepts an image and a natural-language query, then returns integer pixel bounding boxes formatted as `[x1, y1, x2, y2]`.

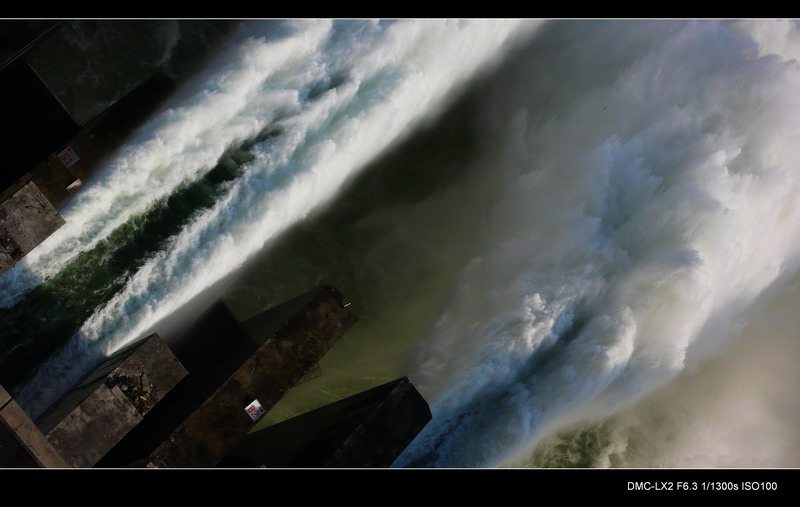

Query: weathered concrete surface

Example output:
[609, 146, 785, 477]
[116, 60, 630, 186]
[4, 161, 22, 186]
[103, 333, 188, 414]
[36, 333, 186, 435]
[46, 385, 143, 468]
[148, 286, 359, 468]
[0, 414, 40, 467]
[95, 303, 259, 467]
[37, 334, 186, 468]
[0, 384, 10, 408]
[327, 378, 430, 467]
[0, 180, 64, 275]
[0, 396, 68, 467]
[218, 377, 431, 468]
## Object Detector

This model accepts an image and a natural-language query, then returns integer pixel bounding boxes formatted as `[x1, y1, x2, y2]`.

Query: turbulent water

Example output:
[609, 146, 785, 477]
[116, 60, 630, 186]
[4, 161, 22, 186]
[0, 18, 535, 421]
[3, 19, 800, 468]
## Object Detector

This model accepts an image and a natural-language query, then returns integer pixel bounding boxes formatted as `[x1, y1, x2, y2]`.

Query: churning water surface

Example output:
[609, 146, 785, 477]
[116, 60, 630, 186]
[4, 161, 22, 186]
[2, 19, 800, 468]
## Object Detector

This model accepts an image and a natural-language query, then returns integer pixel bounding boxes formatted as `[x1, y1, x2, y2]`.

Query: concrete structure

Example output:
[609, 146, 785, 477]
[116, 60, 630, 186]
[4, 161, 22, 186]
[0, 384, 67, 468]
[0, 21, 61, 68]
[1, 287, 431, 468]
[146, 286, 359, 467]
[218, 377, 432, 468]
[0, 181, 65, 275]
[0, 57, 71, 276]
[35, 334, 186, 468]
[96, 301, 266, 467]
[0, 34, 177, 277]
[97, 286, 359, 467]
[1, 25, 176, 207]
[0, 22, 433, 468]
[29, 72, 176, 209]
[0, 59, 79, 189]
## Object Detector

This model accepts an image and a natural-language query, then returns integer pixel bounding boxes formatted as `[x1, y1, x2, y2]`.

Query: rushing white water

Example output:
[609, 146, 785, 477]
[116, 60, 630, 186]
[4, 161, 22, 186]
[5, 19, 800, 468]
[6, 19, 536, 418]
[520, 268, 800, 468]
[392, 20, 800, 467]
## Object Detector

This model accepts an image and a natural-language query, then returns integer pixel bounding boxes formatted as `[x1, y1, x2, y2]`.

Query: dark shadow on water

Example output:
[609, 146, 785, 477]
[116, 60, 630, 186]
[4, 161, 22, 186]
[224, 65, 490, 316]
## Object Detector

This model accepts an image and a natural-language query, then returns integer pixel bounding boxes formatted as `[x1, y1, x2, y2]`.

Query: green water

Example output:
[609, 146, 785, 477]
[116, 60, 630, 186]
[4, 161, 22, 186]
[0, 145, 248, 390]
[221, 85, 488, 430]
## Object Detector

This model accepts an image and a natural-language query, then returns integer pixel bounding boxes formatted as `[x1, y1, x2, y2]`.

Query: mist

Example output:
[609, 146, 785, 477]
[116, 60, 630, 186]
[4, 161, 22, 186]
[395, 20, 800, 467]
[2, 20, 800, 469]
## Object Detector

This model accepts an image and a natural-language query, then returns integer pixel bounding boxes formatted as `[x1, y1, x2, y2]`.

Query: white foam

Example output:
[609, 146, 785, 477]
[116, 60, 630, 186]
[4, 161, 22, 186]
[13, 19, 537, 418]
[395, 20, 800, 467]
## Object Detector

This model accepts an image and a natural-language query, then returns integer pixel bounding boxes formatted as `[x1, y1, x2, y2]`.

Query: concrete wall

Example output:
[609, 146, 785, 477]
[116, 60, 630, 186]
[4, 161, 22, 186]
[0, 60, 79, 186]
[0, 180, 64, 275]
[147, 286, 359, 468]
[41, 334, 187, 468]
[0, 384, 68, 467]
[45, 385, 143, 468]
[219, 378, 432, 468]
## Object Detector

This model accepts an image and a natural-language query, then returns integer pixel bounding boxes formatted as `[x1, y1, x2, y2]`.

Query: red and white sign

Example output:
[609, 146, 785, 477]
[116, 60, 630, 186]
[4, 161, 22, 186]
[245, 399, 266, 422]
[57, 146, 80, 168]
[66, 179, 82, 194]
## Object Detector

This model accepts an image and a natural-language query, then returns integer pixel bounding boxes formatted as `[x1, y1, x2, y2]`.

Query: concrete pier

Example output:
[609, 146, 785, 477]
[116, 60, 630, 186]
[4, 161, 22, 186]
[218, 377, 431, 468]
[147, 286, 359, 467]
[0, 385, 67, 468]
[0, 180, 65, 275]
[0, 59, 79, 190]
[1, 48, 175, 275]
[30, 72, 176, 210]
[97, 286, 359, 468]
[1, 287, 430, 468]
[35, 334, 187, 468]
